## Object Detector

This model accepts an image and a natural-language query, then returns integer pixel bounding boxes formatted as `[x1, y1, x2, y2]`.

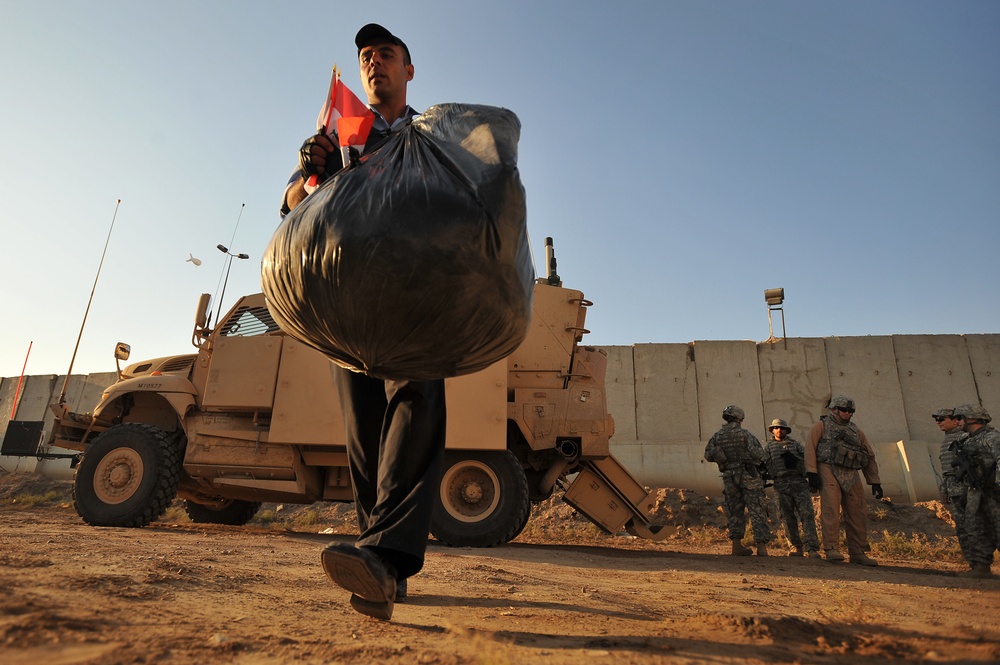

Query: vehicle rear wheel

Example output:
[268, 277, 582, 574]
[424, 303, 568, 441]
[430, 449, 529, 547]
[73, 423, 184, 528]
[184, 499, 262, 525]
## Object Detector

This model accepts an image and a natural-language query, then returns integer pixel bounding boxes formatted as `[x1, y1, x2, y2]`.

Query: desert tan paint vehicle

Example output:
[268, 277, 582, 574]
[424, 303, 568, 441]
[48, 241, 666, 547]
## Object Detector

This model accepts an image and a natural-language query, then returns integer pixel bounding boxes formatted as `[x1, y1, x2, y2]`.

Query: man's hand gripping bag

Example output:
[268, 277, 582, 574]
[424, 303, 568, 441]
[261, 104, 534, 381]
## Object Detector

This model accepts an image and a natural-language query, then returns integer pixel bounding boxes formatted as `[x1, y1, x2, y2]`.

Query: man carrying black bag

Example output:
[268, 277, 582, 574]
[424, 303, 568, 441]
[280, 23, 442, 622]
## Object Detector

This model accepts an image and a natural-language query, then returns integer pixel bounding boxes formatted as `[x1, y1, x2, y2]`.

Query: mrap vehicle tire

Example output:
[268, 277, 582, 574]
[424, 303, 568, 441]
[184, 499, 262, 526]
[430, 449, 530, 547]
[73, 423, 183, 528]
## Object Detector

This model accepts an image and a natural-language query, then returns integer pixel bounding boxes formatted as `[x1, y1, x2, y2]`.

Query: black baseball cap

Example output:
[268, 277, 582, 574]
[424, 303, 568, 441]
[356, 23, 410, 62]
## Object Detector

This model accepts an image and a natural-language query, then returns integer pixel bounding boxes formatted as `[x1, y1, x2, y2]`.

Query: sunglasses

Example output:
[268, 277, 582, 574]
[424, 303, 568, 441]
[933, 416, 948, 423]
[836, 407, 855, 414]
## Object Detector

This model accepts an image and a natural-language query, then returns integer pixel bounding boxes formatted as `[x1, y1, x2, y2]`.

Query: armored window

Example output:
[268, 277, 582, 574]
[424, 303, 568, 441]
[218, 305, 281, 337]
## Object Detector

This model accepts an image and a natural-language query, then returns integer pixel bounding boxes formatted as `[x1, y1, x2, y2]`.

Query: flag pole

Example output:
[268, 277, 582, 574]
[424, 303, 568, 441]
[58, 199, 122, 406]
[308, 65, 340, 191]
[321, 64, 341, 134]
[10, 341, 32, 419]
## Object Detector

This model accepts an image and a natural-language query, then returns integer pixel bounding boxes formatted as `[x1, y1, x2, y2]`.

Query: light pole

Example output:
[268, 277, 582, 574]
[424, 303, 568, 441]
[215, 244, 250, 328]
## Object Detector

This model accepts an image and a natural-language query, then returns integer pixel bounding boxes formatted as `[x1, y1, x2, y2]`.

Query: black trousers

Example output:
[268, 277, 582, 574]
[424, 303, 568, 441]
[334, 367, 447, 579]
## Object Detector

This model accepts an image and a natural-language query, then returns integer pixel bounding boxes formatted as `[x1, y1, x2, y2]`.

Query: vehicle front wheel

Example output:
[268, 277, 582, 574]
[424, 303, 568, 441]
[73, 423, 184, 528]
[184, 499, 262, 525]
[430, 450, 530, 547]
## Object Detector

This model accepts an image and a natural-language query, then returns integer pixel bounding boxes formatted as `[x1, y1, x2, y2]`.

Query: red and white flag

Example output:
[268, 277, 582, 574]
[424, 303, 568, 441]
[314, 67, 374, 177]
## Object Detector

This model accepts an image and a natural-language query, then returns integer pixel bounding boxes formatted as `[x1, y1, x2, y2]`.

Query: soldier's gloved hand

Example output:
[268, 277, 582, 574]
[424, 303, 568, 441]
[807, 472, 822, 491]
[780, 451, 798, 469]
[871, 483, 884, 500]
[298, 132, 337, 178]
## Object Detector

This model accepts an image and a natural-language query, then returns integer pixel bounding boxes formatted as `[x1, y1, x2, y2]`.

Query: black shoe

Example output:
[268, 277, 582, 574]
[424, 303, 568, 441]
[396, 578, 407, 602]
[321, 544, 397, 620]
[349, 594, 394, 620]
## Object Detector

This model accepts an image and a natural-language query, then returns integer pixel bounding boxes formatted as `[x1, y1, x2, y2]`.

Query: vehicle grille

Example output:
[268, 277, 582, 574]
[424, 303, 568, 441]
[158, 356, 195, 373]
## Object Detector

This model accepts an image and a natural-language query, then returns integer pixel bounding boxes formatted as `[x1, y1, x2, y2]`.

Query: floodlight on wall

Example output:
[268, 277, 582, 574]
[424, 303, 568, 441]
[764, 287, 787, 348]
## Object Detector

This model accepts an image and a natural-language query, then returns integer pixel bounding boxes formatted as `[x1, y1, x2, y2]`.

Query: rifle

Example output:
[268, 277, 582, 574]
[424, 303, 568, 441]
[747, 461, 773, 488]
[949, 440, 992, 491]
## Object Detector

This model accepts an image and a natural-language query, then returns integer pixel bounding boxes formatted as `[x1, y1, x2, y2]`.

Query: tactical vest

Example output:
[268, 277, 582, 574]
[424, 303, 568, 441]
[965, 426, 1000, 487]
[711, 424, 753, 471]
[766, 438, 805, 480]
[816, 415, 868, 470]
[939, 427, 965, 478]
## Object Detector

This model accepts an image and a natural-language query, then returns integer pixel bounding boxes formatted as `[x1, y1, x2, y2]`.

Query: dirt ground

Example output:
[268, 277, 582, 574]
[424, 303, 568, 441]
[1, 471, 998, 665]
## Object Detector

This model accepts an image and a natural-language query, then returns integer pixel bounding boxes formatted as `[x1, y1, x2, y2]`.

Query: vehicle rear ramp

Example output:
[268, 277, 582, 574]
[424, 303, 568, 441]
[562, 454, 678, 541]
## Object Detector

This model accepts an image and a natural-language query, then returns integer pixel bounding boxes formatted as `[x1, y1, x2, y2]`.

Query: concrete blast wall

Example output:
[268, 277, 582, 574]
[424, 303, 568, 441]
[2, 334, 997, 502]
[0, 372, 117, 479]
[605, 334, 999, 502]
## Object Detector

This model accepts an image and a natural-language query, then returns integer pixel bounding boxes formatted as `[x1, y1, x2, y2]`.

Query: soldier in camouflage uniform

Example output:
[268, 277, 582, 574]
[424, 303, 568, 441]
[804, 395, 882, 566]
[935, 407, 966, 504]
[704, 405, 772, 556]
[935, 407, 984, 570]
[763, 418, 821, 557]
[950, 404, 999, 578]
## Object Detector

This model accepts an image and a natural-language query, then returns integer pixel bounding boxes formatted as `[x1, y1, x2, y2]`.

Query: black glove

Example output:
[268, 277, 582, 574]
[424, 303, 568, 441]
[297, 132, 338, 178]
[807, 472, 822, 491]
[780, 451, 798, 469]
[871, 483, 884, 500]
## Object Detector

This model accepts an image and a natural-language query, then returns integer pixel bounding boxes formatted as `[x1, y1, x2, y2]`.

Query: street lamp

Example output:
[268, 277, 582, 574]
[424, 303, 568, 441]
[215, 244, 250, 327]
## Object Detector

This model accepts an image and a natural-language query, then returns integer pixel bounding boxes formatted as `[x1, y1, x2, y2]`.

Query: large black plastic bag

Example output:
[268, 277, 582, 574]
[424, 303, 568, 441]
[261, 103, 534, 381]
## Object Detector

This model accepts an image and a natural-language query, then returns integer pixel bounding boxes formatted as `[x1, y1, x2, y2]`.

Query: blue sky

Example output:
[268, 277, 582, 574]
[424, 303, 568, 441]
[2, 1, 998, 378]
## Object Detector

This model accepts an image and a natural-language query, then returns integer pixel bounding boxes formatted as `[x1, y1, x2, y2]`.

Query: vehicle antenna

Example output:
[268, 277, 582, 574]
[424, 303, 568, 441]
[10, 341, 32, 419]
[58, 199, 122, 406]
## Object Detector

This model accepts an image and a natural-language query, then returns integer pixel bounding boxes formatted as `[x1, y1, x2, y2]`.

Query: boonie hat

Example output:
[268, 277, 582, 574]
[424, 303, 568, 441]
[769, 418, 791, 432]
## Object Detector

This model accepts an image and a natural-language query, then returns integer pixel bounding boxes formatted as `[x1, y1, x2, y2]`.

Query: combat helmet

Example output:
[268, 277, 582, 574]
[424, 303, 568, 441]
[769, 418, 791, 432]
[954, 403, 991, 424]
[722, 405, 745, 422]
[828, 394, 855, 411]
[932, 407, 955, 419]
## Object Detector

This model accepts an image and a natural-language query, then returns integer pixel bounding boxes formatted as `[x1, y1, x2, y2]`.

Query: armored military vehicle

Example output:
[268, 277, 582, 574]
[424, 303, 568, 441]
[48, 239, 666, 546]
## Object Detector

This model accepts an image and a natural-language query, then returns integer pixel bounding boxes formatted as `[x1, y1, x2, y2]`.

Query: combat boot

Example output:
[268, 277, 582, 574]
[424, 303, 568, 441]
[731, 539, 752, 556]
[824, 549, 845, 562]
[850, 553, 878, 566]
[957, 565, 993, 579]
[790, 547, 804, 557]
[806, 549, 823, 559]
[756, 544, 769, 557]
